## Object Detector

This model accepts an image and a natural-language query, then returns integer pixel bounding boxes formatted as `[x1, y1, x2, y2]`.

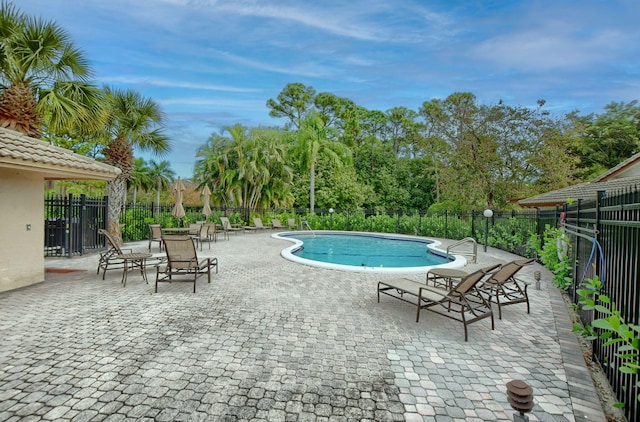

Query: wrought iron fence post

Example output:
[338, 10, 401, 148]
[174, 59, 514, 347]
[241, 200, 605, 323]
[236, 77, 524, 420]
[444, 210, 448, 239]
[66, 193, 72, 258]
[79, 194, 86, 255]
[572, 199, 582, 302]
[595, 190, 604, 283]
[471, 210, 476, 238]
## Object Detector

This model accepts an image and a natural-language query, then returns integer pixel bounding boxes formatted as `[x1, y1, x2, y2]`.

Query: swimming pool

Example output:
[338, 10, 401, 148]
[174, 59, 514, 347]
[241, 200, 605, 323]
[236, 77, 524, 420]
[272, 231, 466, 274]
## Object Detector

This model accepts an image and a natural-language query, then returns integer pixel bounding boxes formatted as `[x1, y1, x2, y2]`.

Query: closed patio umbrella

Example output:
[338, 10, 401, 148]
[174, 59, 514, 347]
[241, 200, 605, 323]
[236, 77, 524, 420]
[202, 185, 212, 217]
[172, 177, 186, 220]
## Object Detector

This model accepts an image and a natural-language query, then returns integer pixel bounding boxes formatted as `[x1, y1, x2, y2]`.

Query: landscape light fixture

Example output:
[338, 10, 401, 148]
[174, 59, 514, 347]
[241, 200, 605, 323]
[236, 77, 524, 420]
[506, 379, 534, 422]
[329, 208, 334, 230]
[483, 209, 493, 252]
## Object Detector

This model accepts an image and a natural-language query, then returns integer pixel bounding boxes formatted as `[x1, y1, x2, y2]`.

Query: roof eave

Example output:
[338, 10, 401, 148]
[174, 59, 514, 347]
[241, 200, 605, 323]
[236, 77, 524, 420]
[0, 159, 121, 181]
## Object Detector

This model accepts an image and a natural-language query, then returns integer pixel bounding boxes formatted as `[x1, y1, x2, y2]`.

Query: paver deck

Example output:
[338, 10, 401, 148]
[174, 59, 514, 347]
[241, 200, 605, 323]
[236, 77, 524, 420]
[0, 232, 607, 421]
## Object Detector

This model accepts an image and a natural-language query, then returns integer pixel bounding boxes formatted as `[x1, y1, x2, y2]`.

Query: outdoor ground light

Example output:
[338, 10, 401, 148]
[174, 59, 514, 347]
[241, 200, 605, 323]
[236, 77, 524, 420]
[483, 209, 493, 252]
[506, 379, 534, 422]
[534, 270, 541, 290]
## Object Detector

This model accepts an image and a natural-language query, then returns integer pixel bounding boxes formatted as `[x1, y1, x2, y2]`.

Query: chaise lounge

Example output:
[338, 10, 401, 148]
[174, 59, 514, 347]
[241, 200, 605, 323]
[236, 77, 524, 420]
[377, 264, 500, 341]
[480, 258, 534, 319]
[155, 235, 218, 293]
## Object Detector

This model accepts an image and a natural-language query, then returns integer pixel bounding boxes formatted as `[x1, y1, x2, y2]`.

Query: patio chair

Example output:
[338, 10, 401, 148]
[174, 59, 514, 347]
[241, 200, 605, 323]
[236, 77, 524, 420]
[209, 222, 228, 241]
[245, 217, 267, 232]
[287, 218, 298, 230]
[188, 223, 201, 235]
[220, 217, 243, 235]
[480, 258, 534, 319]
[155, 236, 218, 293]
[191, 223, 212, 251]
[271, 219, 285, 230]
[378, 264, 500, 341]
[148, 224, 163, 252]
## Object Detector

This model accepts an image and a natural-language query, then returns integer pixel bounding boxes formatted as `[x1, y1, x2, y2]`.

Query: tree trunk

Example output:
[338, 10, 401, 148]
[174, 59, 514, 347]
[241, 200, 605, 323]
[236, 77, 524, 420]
[103, 136, 134, 243]
[107, 174, 127, 244]
[132, 186, 137, 206]
[155, 179, 161, 215]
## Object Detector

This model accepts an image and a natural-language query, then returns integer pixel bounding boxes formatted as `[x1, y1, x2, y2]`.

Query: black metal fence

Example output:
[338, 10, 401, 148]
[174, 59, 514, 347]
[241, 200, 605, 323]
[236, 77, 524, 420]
[44, 194, 108, 257]
[120, 202, 212, 243]
[118, 203, 551, 258]
[564, 188, 640, 422]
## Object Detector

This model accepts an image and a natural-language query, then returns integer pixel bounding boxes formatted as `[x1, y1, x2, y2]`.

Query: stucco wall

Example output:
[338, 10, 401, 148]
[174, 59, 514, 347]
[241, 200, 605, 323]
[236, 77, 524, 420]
[0, 169, 45, 292]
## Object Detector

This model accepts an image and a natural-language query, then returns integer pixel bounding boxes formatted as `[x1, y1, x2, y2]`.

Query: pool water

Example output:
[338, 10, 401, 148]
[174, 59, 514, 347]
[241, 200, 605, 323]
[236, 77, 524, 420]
[279, 232, 451, 269]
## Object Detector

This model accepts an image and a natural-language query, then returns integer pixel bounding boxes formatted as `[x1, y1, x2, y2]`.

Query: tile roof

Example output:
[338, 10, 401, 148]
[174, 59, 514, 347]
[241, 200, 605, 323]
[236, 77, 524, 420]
[518, 175, 640, 207]
[592, 151, 640, 182]
[0, 127, 120, 180]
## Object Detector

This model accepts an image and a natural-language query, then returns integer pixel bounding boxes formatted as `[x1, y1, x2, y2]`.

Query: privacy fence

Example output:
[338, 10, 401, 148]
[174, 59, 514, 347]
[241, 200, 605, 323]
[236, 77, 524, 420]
[45, 191, 639, 420]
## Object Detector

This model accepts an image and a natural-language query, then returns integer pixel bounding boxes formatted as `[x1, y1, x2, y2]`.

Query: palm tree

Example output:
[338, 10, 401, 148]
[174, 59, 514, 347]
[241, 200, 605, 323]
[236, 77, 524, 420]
[101, 87, 170, 238]
[241, 127, 293, 211]
[148, 159, 175, 213]
[128, 158, 153, 206]
[296, 112, 351, 212]
[0, 1, 103, 137]
[194, 125, 293, 214]
[194, 133, 229, 207]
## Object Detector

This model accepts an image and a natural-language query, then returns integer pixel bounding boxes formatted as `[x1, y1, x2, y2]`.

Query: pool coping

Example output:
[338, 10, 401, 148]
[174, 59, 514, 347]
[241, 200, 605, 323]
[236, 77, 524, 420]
[271, 230, 467, 274]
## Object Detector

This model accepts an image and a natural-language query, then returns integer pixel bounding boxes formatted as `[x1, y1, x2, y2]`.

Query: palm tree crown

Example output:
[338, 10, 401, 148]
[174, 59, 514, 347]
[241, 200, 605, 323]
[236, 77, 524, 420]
[148, 159, 175, 206]
[0, 1, 102, 137]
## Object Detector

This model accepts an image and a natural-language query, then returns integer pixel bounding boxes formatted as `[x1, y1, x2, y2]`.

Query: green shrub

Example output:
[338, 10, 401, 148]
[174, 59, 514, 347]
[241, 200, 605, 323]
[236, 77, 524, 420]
[488, 217, 539, 258]
[538, 225, 572, 290]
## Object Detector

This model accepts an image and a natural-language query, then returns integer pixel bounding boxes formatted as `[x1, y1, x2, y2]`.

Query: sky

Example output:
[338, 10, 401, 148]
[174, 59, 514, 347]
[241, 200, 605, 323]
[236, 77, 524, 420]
[18, 0, 640, 178]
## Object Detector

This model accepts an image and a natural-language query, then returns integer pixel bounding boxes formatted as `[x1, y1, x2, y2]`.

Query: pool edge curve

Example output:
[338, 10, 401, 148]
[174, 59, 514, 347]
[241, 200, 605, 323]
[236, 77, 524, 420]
[271, 230, 467, 274]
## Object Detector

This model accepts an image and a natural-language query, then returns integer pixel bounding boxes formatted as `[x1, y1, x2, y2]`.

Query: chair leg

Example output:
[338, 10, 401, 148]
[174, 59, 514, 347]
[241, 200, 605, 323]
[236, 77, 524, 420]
[489, 310, 495, 331]
[462, 311, 468, 342]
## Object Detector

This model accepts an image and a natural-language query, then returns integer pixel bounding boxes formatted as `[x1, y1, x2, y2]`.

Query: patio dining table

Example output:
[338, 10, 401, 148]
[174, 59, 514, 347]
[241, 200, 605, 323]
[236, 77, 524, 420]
[426, 268, 469, 290]
[161, 227, 195, 235]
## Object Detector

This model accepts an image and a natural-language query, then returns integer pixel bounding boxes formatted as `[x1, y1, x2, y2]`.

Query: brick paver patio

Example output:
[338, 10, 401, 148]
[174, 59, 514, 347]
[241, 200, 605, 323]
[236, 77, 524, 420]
[0, 232, 606, 421]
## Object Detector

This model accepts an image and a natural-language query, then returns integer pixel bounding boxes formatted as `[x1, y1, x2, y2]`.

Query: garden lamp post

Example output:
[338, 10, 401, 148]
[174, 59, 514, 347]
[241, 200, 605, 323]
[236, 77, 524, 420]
[483, 209, 493, 252]
[329, 208, 334, 230]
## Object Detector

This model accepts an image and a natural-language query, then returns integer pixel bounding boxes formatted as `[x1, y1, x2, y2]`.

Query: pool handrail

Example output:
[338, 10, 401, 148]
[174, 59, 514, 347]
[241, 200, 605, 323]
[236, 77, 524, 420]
[446, 237, 477, 263]
[301, 219, 316, 237]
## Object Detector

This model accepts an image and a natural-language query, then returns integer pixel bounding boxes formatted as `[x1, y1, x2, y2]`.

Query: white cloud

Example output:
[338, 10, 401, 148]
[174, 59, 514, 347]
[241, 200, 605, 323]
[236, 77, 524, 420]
[101, 76, 261, 93]
[158, 97, 265, 110]
[471, 28, 626, 71]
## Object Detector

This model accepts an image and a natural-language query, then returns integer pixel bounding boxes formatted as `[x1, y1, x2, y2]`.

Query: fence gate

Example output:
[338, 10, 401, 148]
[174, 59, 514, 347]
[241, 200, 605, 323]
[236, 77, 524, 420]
[44, 194, 108, 257]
